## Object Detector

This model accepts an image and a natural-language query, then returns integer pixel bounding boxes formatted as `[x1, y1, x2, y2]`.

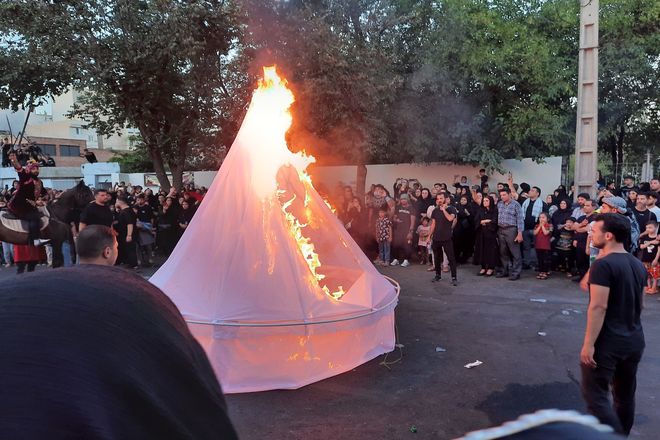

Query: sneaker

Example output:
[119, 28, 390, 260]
[432, 275, 441, 282]
[372, 258, 382, 265]
[390, 259, 400, 266]
[442, 266, 450, 273]
[3, 263, 10, 268]
[401, 260, 410, 267]
[451, 278, 458, 286]
[427, 266, 435, 272]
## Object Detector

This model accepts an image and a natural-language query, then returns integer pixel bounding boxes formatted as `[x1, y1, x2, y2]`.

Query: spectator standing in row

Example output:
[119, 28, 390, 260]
[79, 189, 113, 231]
[475, 195, 498, 276]
[618, 175, 638, 200]
[631, 192, 656, 235]
[638, 221, 659, 294]
[114, 196, 138, 269]
[416, 217, 431, 265]
[521, 186, 545, 270]
[390, 195, 415, 267]
[374, 208, 392, 266]
[534, 212, 552, 279]
[496, 188, 524, 280]
[581, 213, 646, 436]
[430, 192, 458, 286]
[134, 194, 156, 267]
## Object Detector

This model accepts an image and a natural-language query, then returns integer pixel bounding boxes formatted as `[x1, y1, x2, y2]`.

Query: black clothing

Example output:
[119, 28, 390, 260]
[0, 265, 238, 440]
[135, 204, 154, 223]
[1, 143, 11, 167]
[116, 208, 136, 241]
[178, 207, 195, 227]
[631, 208, 656, 233]
[80, 202, 113, 227]
[582, 253, 646, 435]
[433, 240, 457, 278]
[581, 349, 642, 435]
[84, 151, 98, 163]
[393, 205, 414, 238]
[453, 204, 473, 263]
[523, 200, 536, 230]
[45, 157, 56, 167]
[475, 206, 499, 270]
[639, 236, 659, 263]
[431, 205, 457, 242]
[344, 206, 366, 248]
[589, 252, 646, 350]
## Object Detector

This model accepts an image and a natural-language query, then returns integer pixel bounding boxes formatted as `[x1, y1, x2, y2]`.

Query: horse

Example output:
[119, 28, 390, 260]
[0, 181, 94, 268]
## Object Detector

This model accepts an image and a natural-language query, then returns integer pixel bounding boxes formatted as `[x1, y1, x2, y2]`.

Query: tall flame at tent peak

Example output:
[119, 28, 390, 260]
[245, 66, 346, 301]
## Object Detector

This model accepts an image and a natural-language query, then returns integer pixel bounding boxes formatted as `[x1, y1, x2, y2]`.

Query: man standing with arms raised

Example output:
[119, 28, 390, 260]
[496, 188, 524, 280]
[581, 213, 646, 436]
[429, 192, 458, 286]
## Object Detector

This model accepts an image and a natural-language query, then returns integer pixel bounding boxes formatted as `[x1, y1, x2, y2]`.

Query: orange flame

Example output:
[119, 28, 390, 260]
[249, 66, 345, 301]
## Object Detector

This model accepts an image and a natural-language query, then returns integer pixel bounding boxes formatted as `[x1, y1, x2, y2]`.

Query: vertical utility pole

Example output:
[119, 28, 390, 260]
[574, 0, 599, 198]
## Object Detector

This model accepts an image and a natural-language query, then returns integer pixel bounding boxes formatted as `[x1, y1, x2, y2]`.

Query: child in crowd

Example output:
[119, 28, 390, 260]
[374, 208, 392, 266]
[638, 221, 660, 294]
[416, 216, 431, 265]
[555, 217, 576, 277]
[534, 212, 553, 280]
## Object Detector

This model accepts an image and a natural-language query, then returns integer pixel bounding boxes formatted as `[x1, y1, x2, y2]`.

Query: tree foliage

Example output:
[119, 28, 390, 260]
[1, 0, 658, 189]
[0, 0, 248, 190]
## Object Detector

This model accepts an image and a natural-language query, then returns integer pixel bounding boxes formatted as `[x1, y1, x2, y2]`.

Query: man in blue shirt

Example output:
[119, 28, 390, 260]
[496, 188, 524, 280]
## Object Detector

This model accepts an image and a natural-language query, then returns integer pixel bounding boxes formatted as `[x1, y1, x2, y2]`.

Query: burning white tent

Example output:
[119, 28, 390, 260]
[150, 67, 398, 393]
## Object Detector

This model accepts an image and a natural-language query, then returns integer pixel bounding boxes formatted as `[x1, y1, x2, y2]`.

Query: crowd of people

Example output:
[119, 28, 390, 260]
[333, 171, 660, 291]
[0, 151, 651, 436]
[0, 176, 207, 272]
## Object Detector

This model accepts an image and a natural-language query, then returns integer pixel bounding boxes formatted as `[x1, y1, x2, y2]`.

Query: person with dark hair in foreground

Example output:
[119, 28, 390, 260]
[0, 265, 237, 440]
[581, 213, 646, 436]
[76, 225, 118, 266]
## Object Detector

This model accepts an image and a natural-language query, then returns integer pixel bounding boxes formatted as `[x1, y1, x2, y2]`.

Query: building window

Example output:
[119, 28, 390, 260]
[37, 144, 57, 156]
[60, 145, 81, 157]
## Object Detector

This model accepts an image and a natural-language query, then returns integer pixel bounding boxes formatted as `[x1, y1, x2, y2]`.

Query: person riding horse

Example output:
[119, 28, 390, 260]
[7, 152, 50, 246]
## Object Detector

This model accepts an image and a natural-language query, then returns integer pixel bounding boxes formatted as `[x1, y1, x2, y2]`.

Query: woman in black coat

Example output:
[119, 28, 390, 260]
[475, 195, 499, 276]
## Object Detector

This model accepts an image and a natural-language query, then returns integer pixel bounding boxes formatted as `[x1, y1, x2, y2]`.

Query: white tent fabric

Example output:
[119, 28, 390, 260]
[150, 67, 398, 393]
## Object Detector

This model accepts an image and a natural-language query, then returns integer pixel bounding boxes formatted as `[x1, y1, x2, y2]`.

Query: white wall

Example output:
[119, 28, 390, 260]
[308, 157, 563, 199]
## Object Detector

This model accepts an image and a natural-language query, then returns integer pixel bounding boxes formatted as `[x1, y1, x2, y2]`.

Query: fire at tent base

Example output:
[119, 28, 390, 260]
[185, 278, 399, 394]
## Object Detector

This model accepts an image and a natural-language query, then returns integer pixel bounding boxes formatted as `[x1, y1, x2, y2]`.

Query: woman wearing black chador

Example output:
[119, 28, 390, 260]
[475, 195, 499, 276]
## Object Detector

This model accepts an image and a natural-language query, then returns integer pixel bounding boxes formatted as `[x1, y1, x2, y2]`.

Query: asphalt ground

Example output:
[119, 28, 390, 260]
[223, 263, 660, 439]
[3, 262, 658, 439]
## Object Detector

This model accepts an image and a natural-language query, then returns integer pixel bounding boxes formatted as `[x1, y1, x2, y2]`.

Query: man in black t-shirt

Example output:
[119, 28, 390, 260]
[581, 213, 646, 436]
[114, 196, 138, 268]
[429, 192, 458, 285]
[134, 194, 156, 266]
[631, 192, 656, 234]
[79, 189, 113, 230]
[391, 196, 416, 267]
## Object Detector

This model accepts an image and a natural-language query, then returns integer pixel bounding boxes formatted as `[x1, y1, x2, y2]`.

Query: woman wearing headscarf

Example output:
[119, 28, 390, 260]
[0, 265, 238, 440]
[475, 195, 499, 276]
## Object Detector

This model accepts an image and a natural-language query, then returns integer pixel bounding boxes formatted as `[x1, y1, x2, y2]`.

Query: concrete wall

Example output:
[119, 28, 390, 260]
[308, 157, 563, 199]
[1, 157, 563, 197]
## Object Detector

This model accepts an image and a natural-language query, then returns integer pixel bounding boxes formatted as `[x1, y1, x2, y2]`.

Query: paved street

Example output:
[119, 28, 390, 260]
[4, 262, 658, 439]
[224, 263, 660, 439]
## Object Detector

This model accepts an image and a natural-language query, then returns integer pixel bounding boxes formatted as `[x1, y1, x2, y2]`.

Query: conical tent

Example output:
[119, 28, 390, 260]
[150, 67, 398, 393]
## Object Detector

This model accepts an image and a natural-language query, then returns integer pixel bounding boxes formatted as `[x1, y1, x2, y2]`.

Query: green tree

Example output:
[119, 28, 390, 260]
[0, 0, 248, 191]
[598, 0, 660, 178]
